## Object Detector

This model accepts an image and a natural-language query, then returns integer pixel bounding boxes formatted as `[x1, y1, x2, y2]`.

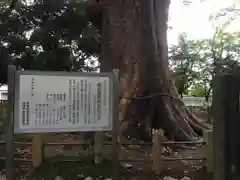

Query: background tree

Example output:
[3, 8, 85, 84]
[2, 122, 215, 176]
[169, 33, 202, 97]
[0, 0, 100, 85]
[199, 30, 240, 102]
[170, 31, 240, 102]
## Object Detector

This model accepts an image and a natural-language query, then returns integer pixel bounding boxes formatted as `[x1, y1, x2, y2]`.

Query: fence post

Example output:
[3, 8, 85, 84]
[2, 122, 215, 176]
[152, 129, 164, 174]
[32, 134, 43, 167]
[94, 132, 103, 164]
[212, 74, 239, 180]
[77, 133, 85, 151]
[204, 130, 213, 173]
[6, 65, 16, 180]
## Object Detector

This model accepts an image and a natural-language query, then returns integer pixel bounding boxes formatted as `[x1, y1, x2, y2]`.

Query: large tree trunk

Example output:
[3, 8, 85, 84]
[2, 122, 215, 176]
[99, 0, 209, 141]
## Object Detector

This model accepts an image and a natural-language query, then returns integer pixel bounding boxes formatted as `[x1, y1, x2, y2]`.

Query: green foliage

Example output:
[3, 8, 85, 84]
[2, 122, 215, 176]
[169, 31, 240, 98]
[170, 5, 240, 98]
[0, 0, 100, 85]
[26, 155, 114, 180]
[169, 33, 203, 96]
[188, 82, 206, 97]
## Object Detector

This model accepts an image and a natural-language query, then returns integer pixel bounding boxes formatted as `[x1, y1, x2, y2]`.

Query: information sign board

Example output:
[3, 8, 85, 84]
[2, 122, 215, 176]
[13, 71, 114, 133]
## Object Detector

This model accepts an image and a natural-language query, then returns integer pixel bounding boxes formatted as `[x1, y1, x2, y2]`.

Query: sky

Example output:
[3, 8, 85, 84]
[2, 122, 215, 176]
[0, 0, 239, 90]
[168, 0, 240, 45]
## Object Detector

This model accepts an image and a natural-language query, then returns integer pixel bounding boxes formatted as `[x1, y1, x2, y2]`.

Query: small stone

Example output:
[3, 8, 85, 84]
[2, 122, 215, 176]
[78, 174, 85, 178]
[84, 177, 93, 180]
[163, 176, 178, 180]
[54, 176, 64, 180]
[181, 176, 191, 180]
[122, 163, 132, 169]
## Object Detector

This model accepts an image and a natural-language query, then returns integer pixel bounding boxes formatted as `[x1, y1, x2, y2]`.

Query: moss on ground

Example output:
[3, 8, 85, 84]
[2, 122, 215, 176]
[26, 155, 114, 180]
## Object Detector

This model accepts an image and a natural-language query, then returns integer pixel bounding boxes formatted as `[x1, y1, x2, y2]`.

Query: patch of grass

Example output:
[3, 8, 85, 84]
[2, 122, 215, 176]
[26, 155, 115, 180]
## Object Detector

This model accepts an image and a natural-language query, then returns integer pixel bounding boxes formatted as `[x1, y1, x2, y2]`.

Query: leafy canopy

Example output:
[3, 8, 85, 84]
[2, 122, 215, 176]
[0, 0, 100, 85]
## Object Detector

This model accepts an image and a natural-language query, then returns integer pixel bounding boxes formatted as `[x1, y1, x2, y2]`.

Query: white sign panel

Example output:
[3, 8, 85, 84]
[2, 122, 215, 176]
[14, 72, 113, 133]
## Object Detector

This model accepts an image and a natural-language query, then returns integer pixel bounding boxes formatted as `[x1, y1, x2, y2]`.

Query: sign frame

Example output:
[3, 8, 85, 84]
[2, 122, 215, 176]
[13, 70, 116, 134]
[6, 65, 16, 180]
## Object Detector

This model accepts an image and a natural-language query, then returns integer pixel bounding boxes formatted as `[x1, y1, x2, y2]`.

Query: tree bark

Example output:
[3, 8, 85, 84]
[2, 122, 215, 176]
[100, 0, 209, 141]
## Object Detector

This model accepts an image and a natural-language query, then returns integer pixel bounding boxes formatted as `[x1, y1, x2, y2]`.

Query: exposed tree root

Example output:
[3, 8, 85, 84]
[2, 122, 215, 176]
[159, 98, 202, 141]
[118, 80, 211, 142]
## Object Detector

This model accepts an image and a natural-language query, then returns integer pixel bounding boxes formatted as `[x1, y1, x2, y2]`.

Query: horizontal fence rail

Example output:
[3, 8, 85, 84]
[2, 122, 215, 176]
[0, 129, 212, 175]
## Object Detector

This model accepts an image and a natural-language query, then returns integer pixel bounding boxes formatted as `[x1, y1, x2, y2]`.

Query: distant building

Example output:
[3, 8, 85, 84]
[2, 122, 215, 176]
[182, 96, 212, 107]
[0, 86, 7, 100]
[0, 91, 7, 100]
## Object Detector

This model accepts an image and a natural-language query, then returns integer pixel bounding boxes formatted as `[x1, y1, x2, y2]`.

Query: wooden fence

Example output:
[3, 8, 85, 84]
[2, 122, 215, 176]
[0, 129, 213, 175]
[0, 98, 213, 176]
